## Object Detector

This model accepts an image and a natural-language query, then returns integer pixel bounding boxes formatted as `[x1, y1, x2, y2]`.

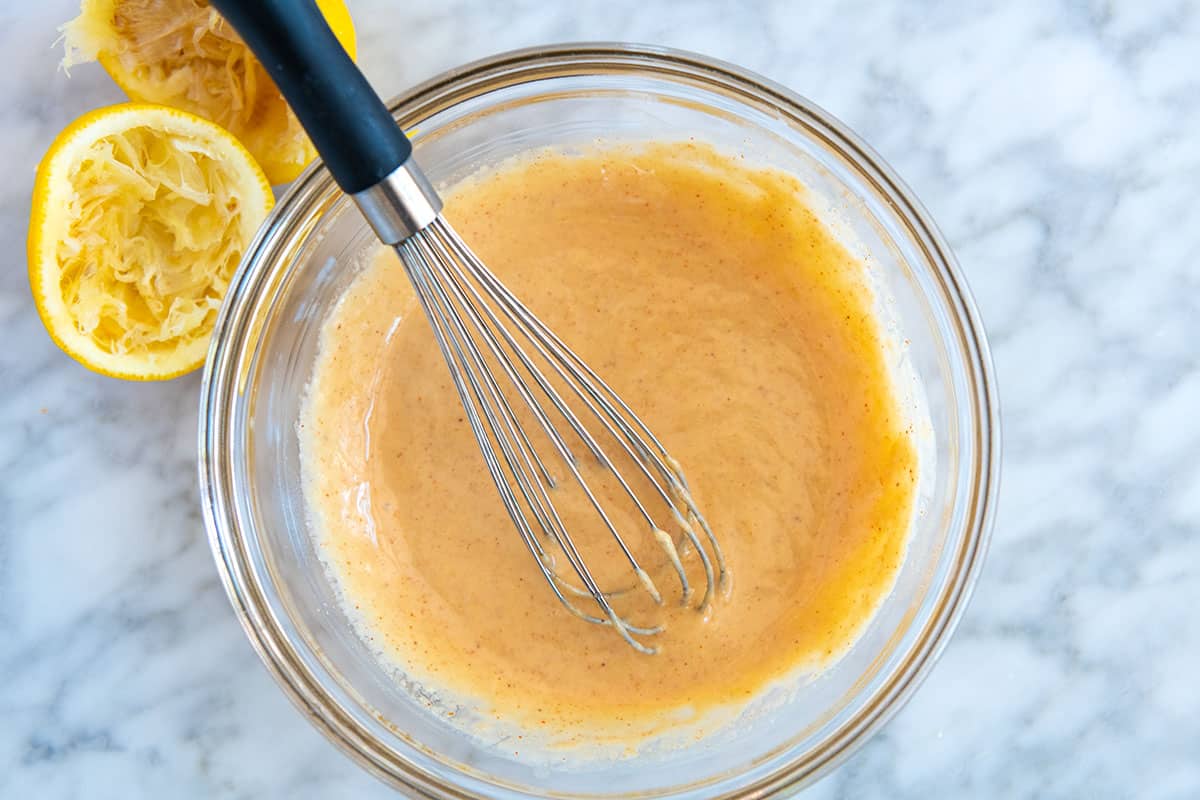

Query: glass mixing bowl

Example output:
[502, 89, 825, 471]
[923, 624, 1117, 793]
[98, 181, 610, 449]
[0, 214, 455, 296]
[199, 44, 999, 798]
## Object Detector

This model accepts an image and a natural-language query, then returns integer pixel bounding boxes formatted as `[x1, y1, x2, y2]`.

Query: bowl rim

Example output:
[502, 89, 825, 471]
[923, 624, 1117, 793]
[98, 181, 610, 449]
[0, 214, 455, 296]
[199, 41, 1001, 798]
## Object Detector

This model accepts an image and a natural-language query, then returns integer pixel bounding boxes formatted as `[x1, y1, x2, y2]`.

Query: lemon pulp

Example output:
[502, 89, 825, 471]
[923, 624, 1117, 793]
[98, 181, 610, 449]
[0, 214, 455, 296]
[71, 126, 246, 355]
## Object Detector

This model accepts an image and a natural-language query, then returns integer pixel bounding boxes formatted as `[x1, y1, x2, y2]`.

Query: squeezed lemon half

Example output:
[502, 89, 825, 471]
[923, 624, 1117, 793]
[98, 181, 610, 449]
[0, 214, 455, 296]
[27, 103, 274, 380]
[61, 0, 357, 184]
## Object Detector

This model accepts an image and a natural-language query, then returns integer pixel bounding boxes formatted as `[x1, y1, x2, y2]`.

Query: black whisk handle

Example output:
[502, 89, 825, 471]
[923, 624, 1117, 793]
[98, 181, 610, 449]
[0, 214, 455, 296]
[209, 0, 412, 194]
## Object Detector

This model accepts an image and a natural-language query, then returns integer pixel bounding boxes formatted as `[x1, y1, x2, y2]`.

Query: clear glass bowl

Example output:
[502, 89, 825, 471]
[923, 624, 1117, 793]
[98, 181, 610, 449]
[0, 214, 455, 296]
[199, 44, 999, 798]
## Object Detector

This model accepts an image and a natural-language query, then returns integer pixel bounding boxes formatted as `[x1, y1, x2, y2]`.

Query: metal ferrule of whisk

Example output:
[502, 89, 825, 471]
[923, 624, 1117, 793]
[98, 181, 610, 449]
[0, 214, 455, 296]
[210, 0, 728, 654]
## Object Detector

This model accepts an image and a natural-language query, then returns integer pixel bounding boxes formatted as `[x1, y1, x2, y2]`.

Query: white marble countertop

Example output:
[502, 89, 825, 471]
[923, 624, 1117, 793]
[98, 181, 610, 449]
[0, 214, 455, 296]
[2, 0, 1198, 797]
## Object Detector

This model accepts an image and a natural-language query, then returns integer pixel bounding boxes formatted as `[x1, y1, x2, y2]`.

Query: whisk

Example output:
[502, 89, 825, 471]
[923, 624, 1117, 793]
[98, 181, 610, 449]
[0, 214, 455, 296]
[212, 0, 727, 652]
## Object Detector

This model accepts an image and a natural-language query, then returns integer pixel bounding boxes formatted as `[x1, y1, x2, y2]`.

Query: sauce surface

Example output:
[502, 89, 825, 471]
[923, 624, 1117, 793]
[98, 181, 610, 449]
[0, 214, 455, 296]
[300, 142, 918, 739]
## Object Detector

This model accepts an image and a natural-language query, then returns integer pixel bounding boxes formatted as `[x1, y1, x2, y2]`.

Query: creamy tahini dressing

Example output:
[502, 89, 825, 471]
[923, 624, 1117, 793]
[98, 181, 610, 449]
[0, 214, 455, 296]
[299, 142, 919, 744]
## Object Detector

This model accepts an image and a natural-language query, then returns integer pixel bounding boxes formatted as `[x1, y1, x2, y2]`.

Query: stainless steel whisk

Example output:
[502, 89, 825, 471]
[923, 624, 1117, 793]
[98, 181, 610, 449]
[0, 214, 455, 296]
[213, 0, 727, 652]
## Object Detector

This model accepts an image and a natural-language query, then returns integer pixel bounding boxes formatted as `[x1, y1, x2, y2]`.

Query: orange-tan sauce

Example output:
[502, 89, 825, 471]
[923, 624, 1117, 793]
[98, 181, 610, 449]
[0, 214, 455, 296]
[300, 142, 918, 739]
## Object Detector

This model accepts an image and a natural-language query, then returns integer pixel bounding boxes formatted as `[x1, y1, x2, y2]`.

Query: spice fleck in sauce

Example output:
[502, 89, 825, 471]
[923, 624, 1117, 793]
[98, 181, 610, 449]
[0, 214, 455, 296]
[300, 142, 918, 740]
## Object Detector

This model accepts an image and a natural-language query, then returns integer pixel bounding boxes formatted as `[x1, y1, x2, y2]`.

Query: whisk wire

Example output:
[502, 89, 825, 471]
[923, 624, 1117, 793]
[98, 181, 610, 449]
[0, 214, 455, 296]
[416, 234, 664, 601]
[400, 234, 663, 652]
[423, 232, 679, 598]
[395, 217, 728, 652]
[439, 222, 727, 605]
[400, 240, 621, 632]
[397, 248, 566, 601]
